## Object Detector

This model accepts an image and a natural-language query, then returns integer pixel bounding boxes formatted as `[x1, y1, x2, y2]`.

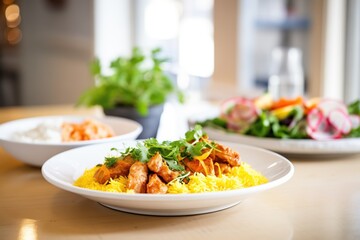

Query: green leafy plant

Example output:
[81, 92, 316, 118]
[77, 47, 183, 116]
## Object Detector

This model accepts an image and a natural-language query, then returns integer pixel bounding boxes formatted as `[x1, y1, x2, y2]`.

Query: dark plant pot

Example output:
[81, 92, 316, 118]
[104, 104, 164, 139]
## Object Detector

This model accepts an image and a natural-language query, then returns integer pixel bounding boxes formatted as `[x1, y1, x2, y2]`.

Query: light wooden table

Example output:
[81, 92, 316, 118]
[0, 105, 360, 240]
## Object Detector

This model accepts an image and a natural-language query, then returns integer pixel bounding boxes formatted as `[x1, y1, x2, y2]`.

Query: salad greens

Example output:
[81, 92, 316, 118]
[347, 127, 360, 138]
[200, 108, 307, 139]
[345, 100, 360, 137]
[198, 98, 360, 140]
[348, 100, 360, 115]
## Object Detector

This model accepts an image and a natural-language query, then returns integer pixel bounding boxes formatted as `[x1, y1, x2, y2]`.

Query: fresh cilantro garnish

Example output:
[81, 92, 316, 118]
[174, 171, 191, 183]
[104, 157, 118, 168]
[189, 141, 208, 156]
[119, 146, 133, 156]
[182, 141, 211, 159]
[130, 143, 148, 163]
[103, 147, 121, 167]
[166, 159, 184, 171]
[144, 138, 185, 171]
[102, 126, 214, 171]
[185, 124, 204, 142]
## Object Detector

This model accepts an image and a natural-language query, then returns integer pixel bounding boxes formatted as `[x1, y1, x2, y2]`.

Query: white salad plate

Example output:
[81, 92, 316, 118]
[204, 127, 360, 157]
[0, 115, 142, 167]
[41, 140, 294, 216]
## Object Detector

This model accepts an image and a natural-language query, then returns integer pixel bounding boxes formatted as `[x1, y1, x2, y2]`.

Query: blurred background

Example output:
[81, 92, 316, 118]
[0, 0, 359, 107]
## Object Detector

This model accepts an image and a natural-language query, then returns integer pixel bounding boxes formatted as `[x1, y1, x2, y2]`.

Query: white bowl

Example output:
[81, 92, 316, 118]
[42, 141, 294, 216]
[0, 115, 142, 167]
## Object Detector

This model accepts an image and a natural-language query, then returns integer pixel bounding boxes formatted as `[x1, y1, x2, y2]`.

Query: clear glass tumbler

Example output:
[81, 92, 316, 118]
[268, 47, 305, 100]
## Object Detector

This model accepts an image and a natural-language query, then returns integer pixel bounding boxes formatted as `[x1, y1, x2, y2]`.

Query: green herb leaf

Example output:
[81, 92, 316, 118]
[104, 156, 118, 168]
[246, 112, 272, 137]
[348, 100, 360, 115]
[90, 58, 101, 76]
[187, 141, 206, 157]
[77, 47, 183, 116]
[175, 171, 191, 183]
[130, 143, 149, 163]
[347, 126, 360, 137]
[185, 124, 204, 142]
[103, 126, 215, 172]
[143, 138, 185, 171]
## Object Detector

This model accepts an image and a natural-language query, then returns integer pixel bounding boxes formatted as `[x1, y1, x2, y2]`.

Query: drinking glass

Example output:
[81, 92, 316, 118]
[268, 47, 305, 99]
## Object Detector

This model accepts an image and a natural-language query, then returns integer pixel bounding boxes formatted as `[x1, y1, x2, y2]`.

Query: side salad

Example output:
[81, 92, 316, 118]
[198, 94, 360, 140]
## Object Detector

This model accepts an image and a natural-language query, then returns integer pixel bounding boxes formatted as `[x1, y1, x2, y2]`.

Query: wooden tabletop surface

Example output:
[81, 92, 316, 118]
[0, 104, 359, 240]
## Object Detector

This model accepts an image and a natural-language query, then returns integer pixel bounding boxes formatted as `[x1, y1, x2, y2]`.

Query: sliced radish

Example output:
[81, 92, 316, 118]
[306, 121, 342, 140]
[221, 97, 258, 123]
[307, 108, 324, 131]
[306, 111, 342, 140]
[306, 98, 352, 140]
[227, 120, 250, 133]
[306, 126, 342, 140]
[349, 114, 360, 129]
[220, 97, 245, 114]
[229, 102, 258, 122]
[317, 99, 348, 116]
[328, 109, 352, 134]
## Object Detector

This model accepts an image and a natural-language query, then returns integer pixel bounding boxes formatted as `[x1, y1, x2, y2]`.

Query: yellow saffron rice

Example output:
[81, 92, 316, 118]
[74, 162, 268, 194]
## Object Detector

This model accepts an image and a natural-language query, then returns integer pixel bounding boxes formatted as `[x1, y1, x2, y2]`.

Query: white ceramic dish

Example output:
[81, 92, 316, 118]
[204, 127, 360, 157]
[41, 141, 294, 216]
[0, 115, 142, 167]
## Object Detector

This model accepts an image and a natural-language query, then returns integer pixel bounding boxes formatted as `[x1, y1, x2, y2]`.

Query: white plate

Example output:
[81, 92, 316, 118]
[41, 141, 294, 216]
[204, 127, 360, 157]
[0, 115, 142, 166]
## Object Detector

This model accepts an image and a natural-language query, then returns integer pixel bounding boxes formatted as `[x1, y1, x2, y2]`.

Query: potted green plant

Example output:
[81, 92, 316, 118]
[77, 47, 183, 139]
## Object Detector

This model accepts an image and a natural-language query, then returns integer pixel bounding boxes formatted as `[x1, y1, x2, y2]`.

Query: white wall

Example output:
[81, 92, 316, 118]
[344, 0, 360, 103]
[94, 0, 133, 73]
[19, 0, 94, 105]
[322, 0, 346, 100]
